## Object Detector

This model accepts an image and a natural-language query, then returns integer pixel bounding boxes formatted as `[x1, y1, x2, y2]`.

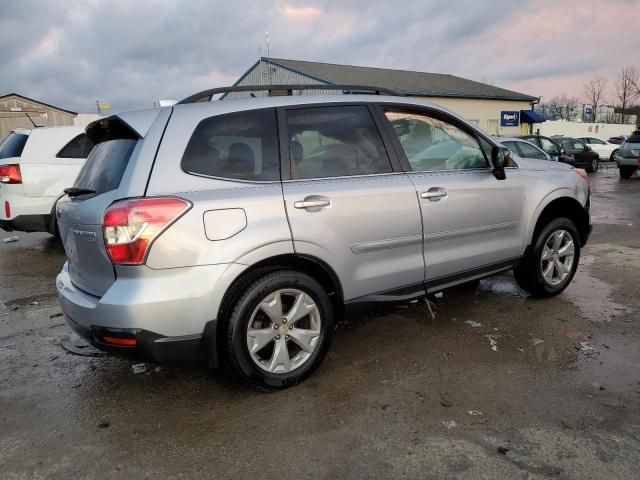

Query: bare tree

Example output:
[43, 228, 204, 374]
[615, 66, 639, 124]
[564, 95, 580, 121]
[583, 76, 608, 122]
[546, 94, 580, 120]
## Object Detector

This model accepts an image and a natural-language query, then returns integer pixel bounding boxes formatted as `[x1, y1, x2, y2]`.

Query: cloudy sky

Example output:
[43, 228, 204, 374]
[2, 0, 639, 113]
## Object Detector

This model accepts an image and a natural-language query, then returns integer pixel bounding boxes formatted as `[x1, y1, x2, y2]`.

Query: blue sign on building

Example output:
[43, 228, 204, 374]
[500, 111, 520, 127]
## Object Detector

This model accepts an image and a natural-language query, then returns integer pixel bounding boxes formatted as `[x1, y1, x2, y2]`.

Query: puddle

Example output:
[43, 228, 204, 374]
[477, 274, 525, 296]
[564, 254, 633, 322]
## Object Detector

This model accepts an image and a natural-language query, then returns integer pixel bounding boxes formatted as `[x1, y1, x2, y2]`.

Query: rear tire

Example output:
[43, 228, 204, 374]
[223, 269, 334, 391]
[619, 166, 635, 179]
[514, 217, 580, 298]
[588, 157, 599, 172]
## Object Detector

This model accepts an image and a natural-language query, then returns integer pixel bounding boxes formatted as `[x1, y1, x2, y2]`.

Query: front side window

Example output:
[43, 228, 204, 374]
[57, 134, 95, 158]
[384, 109, 489, 171]
[516, 141, 547, 160]
[286, 106, 392, 179]
[540, 137, 559, 155]
[182, 108, 280, 181]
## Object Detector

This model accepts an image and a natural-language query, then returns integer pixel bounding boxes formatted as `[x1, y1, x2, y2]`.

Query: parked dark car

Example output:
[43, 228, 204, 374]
[551, 136, 600, 172]
[516, 135, 576, 167]
[607, 136, 628, 145]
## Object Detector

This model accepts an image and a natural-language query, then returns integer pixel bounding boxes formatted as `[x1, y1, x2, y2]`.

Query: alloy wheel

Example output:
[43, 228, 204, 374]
[246, 289, 322, 374]
[540, 230, 575, 286]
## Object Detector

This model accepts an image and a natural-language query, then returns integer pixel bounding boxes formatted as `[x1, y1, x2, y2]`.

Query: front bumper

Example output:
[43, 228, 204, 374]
[56, 262, 247, 364]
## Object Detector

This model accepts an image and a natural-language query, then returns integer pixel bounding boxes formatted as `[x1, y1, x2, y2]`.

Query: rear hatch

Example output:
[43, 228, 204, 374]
[56, 115, 153, 297]
[619, 134, 640, 158]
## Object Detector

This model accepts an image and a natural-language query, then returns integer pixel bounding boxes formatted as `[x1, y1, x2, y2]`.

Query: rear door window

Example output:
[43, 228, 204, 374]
[73, 139, 137, 194]
[182, 108, 280, 181]
[0, 133, 29, 159]
[56, 134, 95, 158]
[286, 105, 392, 179]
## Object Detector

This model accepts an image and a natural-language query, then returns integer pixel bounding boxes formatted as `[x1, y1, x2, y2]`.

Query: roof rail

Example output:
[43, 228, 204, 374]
[177, 84, 403, 104]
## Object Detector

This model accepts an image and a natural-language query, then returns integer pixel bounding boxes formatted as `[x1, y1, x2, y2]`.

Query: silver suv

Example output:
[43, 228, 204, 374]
[56, 85, 591, 390]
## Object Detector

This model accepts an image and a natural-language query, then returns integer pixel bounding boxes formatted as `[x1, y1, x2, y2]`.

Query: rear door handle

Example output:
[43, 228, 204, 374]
[421, 188, 448, 201]
[294, 197, 331, 209]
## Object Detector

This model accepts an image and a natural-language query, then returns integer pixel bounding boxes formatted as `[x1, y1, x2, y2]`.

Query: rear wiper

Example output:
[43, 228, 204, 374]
[64, 187, 96, 198]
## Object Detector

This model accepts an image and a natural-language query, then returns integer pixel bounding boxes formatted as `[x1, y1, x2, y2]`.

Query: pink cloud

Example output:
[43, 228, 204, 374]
[279, 4, 322, 21]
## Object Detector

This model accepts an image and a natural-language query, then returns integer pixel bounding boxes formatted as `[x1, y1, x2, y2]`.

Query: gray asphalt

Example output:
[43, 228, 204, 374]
[1, 165, 639, 479]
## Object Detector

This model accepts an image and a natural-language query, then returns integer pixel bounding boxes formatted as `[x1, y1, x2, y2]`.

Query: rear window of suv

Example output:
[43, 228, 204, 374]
[73, 139, 137, 194]
[182, 108, 280, 181]
[0, 132, 29, 159]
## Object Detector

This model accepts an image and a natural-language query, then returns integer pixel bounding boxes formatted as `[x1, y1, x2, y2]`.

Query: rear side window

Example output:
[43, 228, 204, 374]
[57, 134, 95, 158]
[286, 105, 392, 179]
[73, 139, 137, 194]
[182, 108, 279, 181]
[0, 133, 29, 159]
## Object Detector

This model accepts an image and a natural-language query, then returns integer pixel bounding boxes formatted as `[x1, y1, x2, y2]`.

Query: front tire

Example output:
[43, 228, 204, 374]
[223, 270, 334, 390]
[610, 150, 619, 162]
[619, 166, 635, 179]
[514, 217, 580, 298]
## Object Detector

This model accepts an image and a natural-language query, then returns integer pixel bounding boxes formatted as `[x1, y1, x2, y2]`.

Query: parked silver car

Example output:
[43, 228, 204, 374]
[56, 85, 591, 389]
[616, 130, 640, 179]
[496, 137, 554, 162]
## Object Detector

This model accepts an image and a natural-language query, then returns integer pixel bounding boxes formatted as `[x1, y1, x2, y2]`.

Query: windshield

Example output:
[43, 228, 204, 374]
[0, 132, 29, 159]
[73, 139, 137, 195]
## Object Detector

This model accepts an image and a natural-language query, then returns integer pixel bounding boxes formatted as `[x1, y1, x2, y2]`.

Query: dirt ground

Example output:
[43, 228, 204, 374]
[1, 165, 639, 479]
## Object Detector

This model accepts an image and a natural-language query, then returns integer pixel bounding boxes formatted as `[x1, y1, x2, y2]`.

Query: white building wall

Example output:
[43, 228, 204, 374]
[534, 121, 637, 139]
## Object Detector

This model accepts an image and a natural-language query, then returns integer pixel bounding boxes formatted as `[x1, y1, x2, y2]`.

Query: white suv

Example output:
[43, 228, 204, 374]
[0, 126, 93, 235]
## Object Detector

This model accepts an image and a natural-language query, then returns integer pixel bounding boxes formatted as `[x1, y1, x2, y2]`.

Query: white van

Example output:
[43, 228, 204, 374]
[0, 126, 93, 235]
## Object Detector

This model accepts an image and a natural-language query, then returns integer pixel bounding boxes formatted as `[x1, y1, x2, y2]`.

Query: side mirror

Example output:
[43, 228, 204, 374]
[491, 146, 509, 180]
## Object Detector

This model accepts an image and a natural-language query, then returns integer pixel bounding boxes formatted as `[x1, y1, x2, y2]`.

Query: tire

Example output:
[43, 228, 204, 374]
[619, 167, 635, 179]
[514, 217, 580, 298]
[223, 269, 334, 390]
[610, 150, 619, 162]
[588, 157, 599, 172]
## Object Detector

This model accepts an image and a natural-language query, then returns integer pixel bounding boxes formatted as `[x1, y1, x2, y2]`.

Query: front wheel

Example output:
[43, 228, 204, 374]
[588, 157, 599, 172]
[223, 270, 334, 390]
[610, 150, 619, 162]
[514, 217, 580, 298]
[619, 166, 635, 179]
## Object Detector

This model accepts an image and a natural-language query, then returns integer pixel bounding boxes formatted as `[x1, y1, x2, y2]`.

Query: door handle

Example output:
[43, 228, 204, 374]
[421, 188, 448, 201]
[294, 197, 331, 209]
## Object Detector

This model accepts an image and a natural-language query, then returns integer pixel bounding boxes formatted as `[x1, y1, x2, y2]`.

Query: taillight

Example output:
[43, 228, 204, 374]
[103, 197, 191, 265]
[0, 164, 22, 184]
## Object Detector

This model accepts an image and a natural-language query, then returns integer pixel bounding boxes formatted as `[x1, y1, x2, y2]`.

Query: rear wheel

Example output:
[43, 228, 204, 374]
[588, 157, 599, 172]
[619, 166, 635, 179]
[223, 270, 334, 390]
[514, 217, 580, 298]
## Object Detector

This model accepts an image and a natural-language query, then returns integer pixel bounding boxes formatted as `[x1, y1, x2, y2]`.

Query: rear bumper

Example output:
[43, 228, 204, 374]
[616, 157, 638, 168]
[0, 214, 50, 232]
[56, 261, 247, 364]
